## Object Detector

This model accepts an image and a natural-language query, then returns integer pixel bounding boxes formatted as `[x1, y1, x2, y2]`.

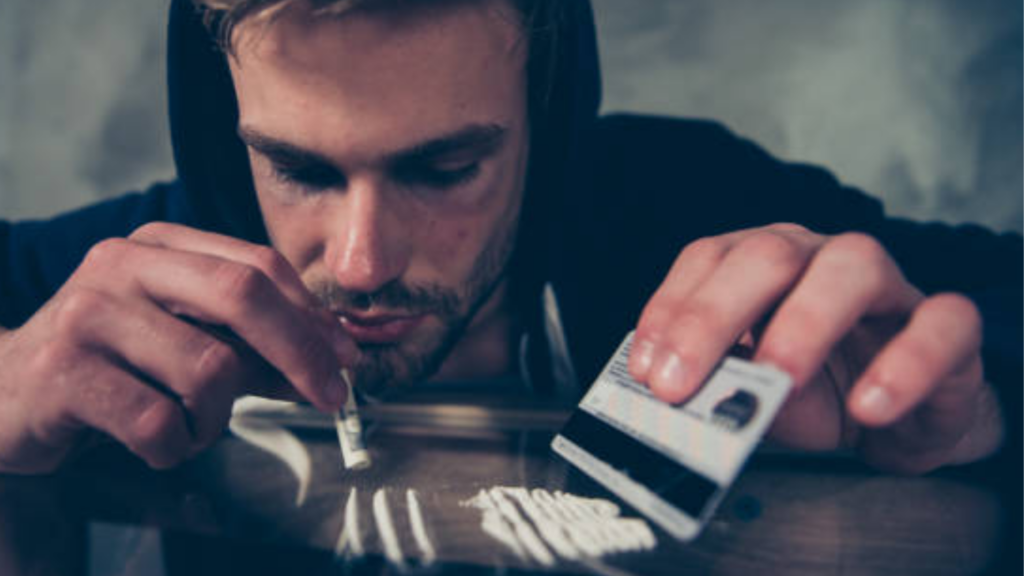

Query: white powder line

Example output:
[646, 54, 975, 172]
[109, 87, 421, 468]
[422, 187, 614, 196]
[489, 488, 555, 566]
[571, 494, 653, 552]
[335, 487, 364, 558]
[554, 490, 619, 552]
[558, 491, 620, 518]
[466, 487, 657, 565]
[531, 488, 604, 557]
[405, 489, 436, 566]
[502, 487, 581, 560]
[533, 488, 608, 556]
[227, 418, 311, 506]
[465, 490, 528, 561]
[618, 519, 657, 551]
[564, 492, 627, 552]
[558, 492, 655, 553]
[372, 488, 408, 572]
[567, 490, 643, 552]
[548, 489, 633, 555]
[482, 511, 527, 561]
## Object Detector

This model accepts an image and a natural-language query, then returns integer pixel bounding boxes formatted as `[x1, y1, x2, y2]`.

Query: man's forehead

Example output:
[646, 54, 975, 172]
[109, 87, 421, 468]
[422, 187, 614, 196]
[230, 0, 523, 70]
[227, 0, 527, 163]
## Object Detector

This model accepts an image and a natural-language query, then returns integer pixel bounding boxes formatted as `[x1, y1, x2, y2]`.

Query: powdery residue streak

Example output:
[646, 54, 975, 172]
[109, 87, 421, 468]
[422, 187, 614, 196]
[333, 487, 437, 569]
[373, 488, 408, 573]
[227, 416, 311, 507]
[335, 487, 364, 559]
[470, 489, 528, 561]
[405, 489, 436, 566]
[488, 487, 557, 566]
[461, 487, 656, 565]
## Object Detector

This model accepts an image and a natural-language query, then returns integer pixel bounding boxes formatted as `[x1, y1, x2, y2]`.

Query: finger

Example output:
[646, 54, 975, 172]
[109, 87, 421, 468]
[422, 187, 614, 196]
[848, 293, 983, 428]
[80, 240, 351, 411]
[126, 226, 357, 368]
[642, 230, 818, 403]
[130, 222, 317, 309]
[68, 293, 262, 447]
[754, 233, 922, 389]
[57, 361, 194, 469]
[631, 237, 729, 379]
[136, 254, 350, 411]
[109, 230, 360, 364]
[631, 225, 813, 381]
[178, 319, 304, 402]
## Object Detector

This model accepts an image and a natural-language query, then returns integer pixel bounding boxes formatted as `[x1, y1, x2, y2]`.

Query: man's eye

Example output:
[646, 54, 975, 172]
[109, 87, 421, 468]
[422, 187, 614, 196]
[271, 163, 342, 191]
[401, 163, 480, 190]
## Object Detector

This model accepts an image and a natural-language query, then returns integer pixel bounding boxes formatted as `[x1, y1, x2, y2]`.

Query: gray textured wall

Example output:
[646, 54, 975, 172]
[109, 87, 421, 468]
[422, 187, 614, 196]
[0, 1, 172, 219]
[2, 0, 1021, 232]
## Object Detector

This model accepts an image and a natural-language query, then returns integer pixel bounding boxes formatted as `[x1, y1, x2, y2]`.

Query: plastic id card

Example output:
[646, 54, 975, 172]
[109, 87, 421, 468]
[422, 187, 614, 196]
[552, 332, 792, 541]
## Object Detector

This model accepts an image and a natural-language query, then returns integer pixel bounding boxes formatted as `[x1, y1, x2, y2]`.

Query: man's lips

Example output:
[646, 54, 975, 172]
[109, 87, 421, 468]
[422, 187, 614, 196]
[337, 312, 425, 344]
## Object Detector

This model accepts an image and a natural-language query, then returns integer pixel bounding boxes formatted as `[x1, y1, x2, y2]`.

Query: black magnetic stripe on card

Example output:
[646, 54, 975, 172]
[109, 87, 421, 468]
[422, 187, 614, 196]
[560, 410, 720, 518]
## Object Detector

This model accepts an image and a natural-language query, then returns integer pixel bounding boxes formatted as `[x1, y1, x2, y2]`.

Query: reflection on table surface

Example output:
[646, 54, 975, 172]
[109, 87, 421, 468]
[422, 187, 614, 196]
[0, 389, 1014, 576]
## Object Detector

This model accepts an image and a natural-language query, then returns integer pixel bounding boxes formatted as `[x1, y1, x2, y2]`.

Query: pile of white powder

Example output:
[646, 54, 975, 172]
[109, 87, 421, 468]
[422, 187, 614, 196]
[461, 486, 656, 566]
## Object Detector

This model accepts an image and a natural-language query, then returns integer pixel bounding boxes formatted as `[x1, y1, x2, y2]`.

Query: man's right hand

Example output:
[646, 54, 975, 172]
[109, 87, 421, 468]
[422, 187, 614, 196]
[0, 222, 358, 474]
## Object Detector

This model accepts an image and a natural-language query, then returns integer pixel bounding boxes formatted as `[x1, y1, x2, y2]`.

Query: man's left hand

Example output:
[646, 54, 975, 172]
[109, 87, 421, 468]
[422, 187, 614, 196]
[628, 223, 1003, 474]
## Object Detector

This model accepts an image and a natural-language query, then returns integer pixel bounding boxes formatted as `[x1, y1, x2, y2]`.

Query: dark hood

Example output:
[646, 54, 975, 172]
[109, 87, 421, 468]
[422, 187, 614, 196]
[165, 0, 602, 300]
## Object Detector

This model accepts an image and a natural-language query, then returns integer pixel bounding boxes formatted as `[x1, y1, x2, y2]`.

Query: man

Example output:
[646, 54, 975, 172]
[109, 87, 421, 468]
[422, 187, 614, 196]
[0, 0, 1019, 478]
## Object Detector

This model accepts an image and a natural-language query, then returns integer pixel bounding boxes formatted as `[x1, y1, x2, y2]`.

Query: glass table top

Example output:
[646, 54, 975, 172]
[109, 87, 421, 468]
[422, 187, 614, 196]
[0, 388, 1012, 576]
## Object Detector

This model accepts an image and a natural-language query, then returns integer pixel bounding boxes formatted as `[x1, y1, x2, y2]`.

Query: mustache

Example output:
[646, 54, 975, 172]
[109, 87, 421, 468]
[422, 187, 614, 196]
[309, 279, 460, 317]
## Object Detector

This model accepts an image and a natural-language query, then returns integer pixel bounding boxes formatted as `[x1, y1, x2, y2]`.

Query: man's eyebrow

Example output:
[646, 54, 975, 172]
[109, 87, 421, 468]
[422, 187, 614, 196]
[237, 126, 336, 167]
[389, 124, 507, 165]
[236, 123, 508, 168]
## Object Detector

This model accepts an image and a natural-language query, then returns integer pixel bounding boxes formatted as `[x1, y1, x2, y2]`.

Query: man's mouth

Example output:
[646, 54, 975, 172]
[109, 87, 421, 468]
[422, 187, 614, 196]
[337, 311, 426, 344]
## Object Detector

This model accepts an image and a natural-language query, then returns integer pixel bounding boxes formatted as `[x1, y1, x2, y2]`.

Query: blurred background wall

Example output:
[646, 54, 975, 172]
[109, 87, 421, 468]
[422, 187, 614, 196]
[1, 0, 1020, 232]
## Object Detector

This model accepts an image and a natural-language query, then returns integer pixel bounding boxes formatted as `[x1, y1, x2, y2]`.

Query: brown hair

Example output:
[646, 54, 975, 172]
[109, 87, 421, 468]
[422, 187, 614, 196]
[191, 0, 561, 109]
[192, 0, 554, 56]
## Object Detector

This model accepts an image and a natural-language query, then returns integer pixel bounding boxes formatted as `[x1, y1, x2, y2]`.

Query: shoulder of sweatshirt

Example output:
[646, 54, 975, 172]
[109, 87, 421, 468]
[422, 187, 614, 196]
[0, 180, 196, 328]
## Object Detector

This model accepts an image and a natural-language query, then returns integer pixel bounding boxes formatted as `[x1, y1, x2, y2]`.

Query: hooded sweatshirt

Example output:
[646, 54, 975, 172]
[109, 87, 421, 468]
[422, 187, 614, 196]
[0, 1, 1020, 462]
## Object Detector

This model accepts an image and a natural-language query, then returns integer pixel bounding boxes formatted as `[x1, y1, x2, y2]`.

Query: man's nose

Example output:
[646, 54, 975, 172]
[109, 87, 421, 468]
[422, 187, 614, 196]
[325, 181, 411, 295]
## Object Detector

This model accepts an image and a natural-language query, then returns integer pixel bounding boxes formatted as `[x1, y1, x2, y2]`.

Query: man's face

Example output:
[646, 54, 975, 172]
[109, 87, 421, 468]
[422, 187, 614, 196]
[228, 1, 530, 392]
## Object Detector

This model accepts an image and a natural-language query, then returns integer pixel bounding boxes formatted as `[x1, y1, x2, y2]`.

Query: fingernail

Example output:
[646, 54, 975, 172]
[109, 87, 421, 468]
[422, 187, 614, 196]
[856, 385, 892, 420]
[654, 352, 688, 396]
[323, 371, 347, 408]
[631, 339, 656, 377]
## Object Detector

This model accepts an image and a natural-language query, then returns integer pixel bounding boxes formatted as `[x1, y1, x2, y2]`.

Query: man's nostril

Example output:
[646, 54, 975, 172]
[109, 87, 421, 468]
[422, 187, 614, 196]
[350, 293, 373, 311]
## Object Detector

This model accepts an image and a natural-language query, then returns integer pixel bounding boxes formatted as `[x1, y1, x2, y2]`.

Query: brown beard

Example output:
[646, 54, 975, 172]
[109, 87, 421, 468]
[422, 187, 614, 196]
[306, 217, 519, 395]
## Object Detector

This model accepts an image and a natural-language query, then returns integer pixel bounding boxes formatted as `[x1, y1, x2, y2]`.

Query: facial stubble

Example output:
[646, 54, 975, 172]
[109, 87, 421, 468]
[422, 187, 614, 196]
[308, 215, 520, 395]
